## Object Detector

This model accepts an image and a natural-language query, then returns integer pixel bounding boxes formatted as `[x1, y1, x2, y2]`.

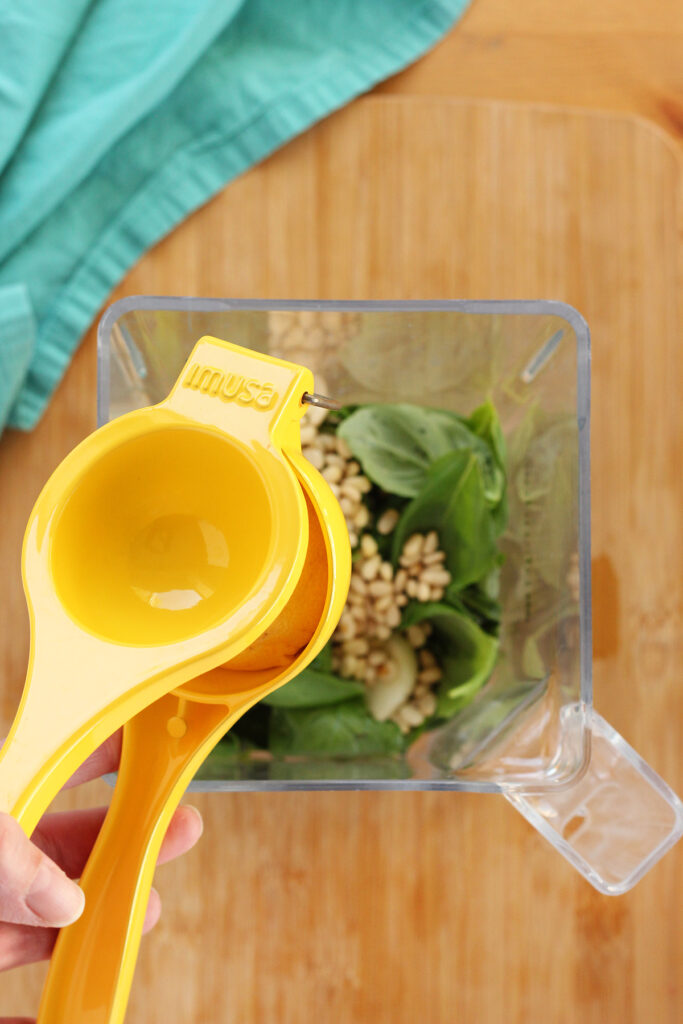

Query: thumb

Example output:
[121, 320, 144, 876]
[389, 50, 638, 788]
[0, 813, 84, 928]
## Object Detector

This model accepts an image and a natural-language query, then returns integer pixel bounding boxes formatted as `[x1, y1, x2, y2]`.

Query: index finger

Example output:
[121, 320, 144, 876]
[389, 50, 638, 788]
[61, 731, 122, 790]
[0, 730, 123, 796]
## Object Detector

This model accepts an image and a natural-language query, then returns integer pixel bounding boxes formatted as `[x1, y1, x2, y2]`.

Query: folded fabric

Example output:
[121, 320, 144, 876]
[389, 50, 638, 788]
[0, 0, 469, 434]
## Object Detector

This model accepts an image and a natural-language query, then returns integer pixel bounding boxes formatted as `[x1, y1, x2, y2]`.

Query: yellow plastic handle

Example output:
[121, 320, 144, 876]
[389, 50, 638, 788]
[37, 693, 237, 1024]
[0, 634, 179, 835]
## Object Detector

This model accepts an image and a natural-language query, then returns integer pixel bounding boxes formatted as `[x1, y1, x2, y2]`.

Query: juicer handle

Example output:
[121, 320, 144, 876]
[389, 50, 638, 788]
[504, 709, 683, 895]
[37, 694, 231, 1024]
[0, 640, 156, 836]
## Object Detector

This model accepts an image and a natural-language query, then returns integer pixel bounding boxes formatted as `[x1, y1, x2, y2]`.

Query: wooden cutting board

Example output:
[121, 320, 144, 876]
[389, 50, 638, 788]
[2, 97, 681, 1023]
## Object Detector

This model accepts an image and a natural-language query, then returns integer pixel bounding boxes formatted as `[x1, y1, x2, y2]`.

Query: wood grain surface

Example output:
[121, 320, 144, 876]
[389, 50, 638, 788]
[1, 91, 681, 1024]
[377, 0, 683, 143]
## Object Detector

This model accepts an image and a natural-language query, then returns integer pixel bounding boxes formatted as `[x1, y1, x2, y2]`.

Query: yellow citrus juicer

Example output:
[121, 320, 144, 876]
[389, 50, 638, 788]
[0, 336, 324, 835]
[37, 447, 350, 1024]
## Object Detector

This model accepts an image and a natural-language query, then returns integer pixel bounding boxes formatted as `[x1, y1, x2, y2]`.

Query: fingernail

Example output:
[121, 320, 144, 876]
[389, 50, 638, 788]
[26, 862, 85, 926]
[143, 887, 162, 933]
[187, 806, 204, 838]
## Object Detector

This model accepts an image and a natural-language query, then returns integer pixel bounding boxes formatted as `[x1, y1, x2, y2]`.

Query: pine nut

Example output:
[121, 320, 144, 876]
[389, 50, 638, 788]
[350, 575, 366, 595]
[418, 692, 437, 716]
[346, 638, 369, 655]
[429, 586, 445, 602]
[396, 594, 408, 607]
[422, 567, 451, 586]
[344, 475, 366, 491]
[360, 535, 378, 558]
[385, 605, 402, 628]
[339, 496, 355, 516]
[341, 655, 358, 677]
[406, 579, 419, 598]
[348, 530, 359, 548]
[403, 534, 424, 559]
[341, 485, 363, 505]
[307, 404, 328, 427]
[354, 505, 370, 529]
[407, 625, 425, 648]
[374, 595, 393, 613]
[346, 460, 360, 475]
[360, 554, 381, 581]
[375, 625, 391, 640]
[368, 650, 387, 666]
[377, 508, 400, 535]
[303, 446, 325, 470]
[418, 666, 443, 686]
[322, 464, 343, 485]
[416, 582, 431, 603]
[379, 562, 393, 582]
[336, 437, 352, 459]
[394, 569, 408, 591]
[368, 579, 393, 597]
[335, 621, 355, 641]
[401, 704, 423, 727]
[424, 530, 439, 554]
[422, 550, 446, 566]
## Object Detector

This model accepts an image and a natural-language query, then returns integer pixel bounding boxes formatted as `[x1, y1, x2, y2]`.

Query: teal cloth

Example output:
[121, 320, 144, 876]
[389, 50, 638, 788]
[0, 0, 468, 433]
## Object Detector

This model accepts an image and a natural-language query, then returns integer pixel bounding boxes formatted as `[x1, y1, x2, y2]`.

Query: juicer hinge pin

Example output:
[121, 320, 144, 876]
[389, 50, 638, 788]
[302, 391, 342, 412]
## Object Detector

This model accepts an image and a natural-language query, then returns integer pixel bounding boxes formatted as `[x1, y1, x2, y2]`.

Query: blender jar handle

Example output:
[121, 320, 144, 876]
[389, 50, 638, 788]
[504, 708, 683, 894]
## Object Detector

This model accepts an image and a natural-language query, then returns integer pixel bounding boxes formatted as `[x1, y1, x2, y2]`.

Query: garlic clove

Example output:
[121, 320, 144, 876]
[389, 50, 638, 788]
[364, 636, 417, 722]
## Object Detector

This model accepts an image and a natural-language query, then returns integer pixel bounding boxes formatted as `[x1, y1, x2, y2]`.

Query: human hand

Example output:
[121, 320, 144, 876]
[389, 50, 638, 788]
[0, 731, 203, 1018]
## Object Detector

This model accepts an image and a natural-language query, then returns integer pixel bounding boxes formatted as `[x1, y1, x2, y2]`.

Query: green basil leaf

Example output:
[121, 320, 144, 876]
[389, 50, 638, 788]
[392, 450, 500, 589]
[269, 700, 406, 757]
[467, 398, 506, 471]
[310, 642, 334, 674]
[262, 668, 364, 708]
[454, 569, 503, 626]
[402, 601, 499, 718]
[338, 403, 497, 499]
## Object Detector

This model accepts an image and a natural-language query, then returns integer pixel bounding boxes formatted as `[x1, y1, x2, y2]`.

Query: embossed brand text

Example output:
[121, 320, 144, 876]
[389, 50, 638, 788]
[182, 363, 278, 411]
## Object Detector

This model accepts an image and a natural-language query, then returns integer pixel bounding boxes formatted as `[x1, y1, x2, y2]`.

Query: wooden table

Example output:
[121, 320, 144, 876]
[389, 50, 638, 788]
[378, 0, 683, 141]
[2, 4, 682, 1021]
